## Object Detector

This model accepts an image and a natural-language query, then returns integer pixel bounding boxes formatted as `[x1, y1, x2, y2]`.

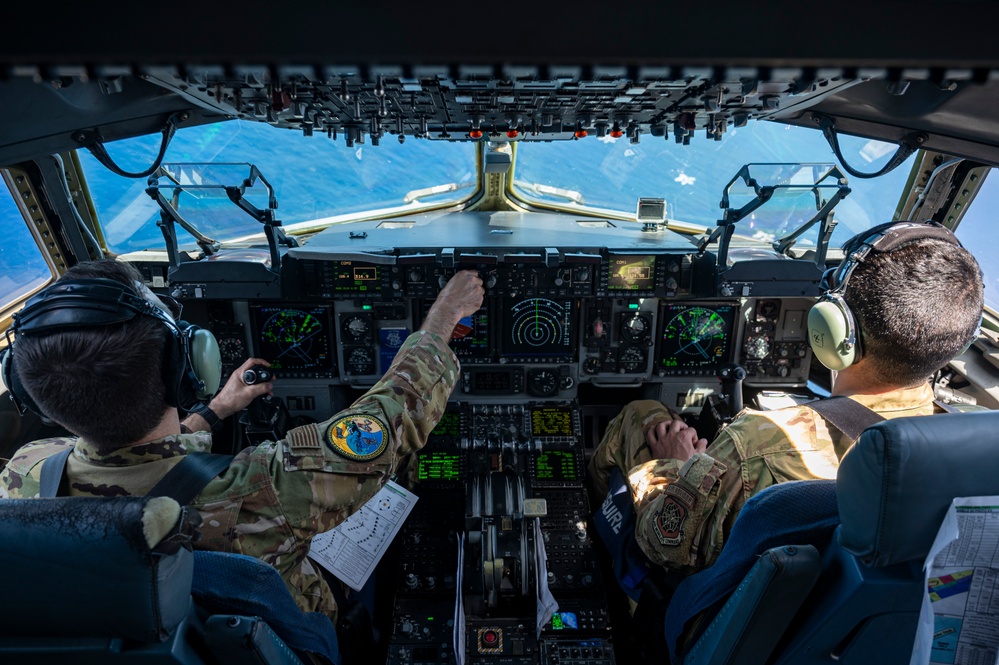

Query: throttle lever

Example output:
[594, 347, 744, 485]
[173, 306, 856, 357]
[717, 363, 747, 416]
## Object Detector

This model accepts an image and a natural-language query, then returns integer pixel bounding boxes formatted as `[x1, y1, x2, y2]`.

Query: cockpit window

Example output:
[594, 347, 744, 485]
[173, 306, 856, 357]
[953, 170, 999, 313]
[78, 120, 478, 254]
[0, 178, 51, 310]
[512, 122, 915, 250]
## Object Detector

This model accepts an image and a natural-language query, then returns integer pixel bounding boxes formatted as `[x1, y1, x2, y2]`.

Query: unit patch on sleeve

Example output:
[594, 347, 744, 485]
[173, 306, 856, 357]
[653, 484, 695, 547]
[325, 415, 388, 461]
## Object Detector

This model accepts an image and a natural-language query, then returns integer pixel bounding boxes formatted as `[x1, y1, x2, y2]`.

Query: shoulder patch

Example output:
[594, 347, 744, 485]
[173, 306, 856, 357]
[653, 484, 694, 547]
[325, 415, 388, 461]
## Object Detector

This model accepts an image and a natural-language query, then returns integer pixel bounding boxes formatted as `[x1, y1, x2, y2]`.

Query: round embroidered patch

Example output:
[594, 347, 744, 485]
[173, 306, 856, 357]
[325, 415, 388, 461]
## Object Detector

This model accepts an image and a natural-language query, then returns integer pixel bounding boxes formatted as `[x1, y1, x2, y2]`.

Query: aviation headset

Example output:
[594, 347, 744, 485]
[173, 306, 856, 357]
[1, 278, 221, 418]
[807, 220, 978, 372]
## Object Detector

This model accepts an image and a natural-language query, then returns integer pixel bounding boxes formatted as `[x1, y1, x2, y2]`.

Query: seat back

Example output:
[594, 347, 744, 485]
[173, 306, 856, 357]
[665, 479, 839, 663]
[0, 495, 338, 665]
[772, 411, 999, 664]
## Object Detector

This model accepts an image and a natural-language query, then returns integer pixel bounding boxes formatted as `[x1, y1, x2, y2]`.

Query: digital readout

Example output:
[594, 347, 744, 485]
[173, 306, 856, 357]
[608, 256, 655, 291]
[431, 411, 461, 437]
[417, 451, 461, 481]
[550, 612, 578, 630]
[334, 262, 380, 292]
[534, 450, 577, 482]
[531, 407, 575, 437]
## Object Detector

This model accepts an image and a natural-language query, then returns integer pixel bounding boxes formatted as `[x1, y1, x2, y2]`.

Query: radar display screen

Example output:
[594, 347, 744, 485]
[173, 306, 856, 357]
[417, 451, 461, 482]
[502, 298, 574, 359]
[423, 302, 491, 359]
[334, 262, 380, 292]
[252, 305, 334, 373]
[531, 406, 575, 438]
[431, 411, 461, 438]
[608, 255, 656, 291]
[658, 303, 736, 373]
[534, 450, 578, 482]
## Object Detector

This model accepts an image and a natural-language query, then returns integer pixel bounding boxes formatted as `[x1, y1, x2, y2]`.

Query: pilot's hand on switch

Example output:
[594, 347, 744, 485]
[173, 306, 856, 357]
[210, 358, 274, 419]
[647, 418, 707, 463]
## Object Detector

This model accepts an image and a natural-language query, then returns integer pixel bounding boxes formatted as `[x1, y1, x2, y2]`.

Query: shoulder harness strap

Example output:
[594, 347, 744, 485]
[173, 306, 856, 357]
[37, 447, 233, 504]
[806, 396, 886, 441]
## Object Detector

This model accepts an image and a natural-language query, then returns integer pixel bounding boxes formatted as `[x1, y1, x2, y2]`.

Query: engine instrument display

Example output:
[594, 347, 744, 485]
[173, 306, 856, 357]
[502, 298, 574, 359]
[658, 303, 737, 374]
[334, 261, 380, 292]
[252, 305, 334, 376]
[607, 255, 655, 291]
[417, 451, 462, 482]
[531, 406, 576, 438]
[534, 450, 578, 482]
[431, 411, 461, 438]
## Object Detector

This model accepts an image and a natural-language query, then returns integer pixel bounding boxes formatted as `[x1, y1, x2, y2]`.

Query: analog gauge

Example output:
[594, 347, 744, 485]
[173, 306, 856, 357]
[745, 335, 772, 360]
[341, 313, 373, 342]
[527, 368, 559, 397]
[618, 345, 647, 373]
[346, 347, 375, 374]
[620, 313, 651, 343]
[755, 300, 780, 321]
[218, 336, 246, 362]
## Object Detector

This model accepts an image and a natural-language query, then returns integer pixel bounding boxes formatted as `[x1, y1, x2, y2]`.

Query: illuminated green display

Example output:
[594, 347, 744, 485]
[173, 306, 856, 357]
[417, 451, 461, 481]
[535, 450, 577, 482]
[431, 412, 460, 437]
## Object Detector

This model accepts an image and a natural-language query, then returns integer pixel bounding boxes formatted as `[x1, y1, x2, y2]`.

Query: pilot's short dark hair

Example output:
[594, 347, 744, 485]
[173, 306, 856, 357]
[844, 233, 984, 387]
[14, 259, 171, 450]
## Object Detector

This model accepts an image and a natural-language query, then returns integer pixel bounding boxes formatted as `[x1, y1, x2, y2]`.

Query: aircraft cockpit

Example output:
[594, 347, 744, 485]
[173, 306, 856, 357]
[3, 10, 999, 663]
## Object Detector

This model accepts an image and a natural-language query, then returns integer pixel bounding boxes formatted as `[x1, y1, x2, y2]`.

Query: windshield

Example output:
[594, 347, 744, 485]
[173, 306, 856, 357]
[79, 120, 478, 254]
[513, 121, 915, 250]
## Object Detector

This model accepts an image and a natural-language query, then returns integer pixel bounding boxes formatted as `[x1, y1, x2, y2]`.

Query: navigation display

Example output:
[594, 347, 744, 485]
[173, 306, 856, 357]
[424, 302, 491, 360]
[417, 451, 462, 482]
[334, 261, 380, 292]
[502, 298, 574, 359]
[534, 450, 578, 482]
[252, 305, 334, 374]
[531, 406, 575, 438]
[608, 255, 656, 291]
[658, 303, 737, 373]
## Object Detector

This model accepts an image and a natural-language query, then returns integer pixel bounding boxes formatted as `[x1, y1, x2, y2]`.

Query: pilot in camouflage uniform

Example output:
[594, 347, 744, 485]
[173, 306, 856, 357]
[587, 384, 939, 575]
[0, 329, 458, 622]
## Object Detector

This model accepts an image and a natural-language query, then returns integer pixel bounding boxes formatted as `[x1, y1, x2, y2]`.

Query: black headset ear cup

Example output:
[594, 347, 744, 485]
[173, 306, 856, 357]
[2, 345, 44, 418]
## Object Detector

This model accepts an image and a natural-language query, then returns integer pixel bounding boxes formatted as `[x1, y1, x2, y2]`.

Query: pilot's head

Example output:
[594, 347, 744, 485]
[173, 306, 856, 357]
[9, 259, 186, 450]
[816, 221, 984, 388]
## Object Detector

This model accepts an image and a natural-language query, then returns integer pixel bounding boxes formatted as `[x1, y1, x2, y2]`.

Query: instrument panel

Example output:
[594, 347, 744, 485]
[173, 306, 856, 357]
[167, 240, 820, 417]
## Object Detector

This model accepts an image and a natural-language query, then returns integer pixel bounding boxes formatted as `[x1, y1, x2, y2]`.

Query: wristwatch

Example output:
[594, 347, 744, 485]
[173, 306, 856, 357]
[192, 403, 223, 432]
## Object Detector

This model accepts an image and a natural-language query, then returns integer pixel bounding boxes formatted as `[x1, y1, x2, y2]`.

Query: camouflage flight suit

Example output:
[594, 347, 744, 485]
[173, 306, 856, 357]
[0, 329, 459, 623]
[587, 383, 937, 575]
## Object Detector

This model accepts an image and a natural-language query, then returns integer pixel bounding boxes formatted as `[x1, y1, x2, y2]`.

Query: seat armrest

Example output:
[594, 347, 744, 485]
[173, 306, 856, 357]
[682, 545, 821, 665]
[204, 615, 308, 665]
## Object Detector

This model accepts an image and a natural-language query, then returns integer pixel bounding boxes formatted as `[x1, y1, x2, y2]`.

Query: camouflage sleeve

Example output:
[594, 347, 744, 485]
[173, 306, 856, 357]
[632, 425, 747, 574]
[270, 329, 459, 532]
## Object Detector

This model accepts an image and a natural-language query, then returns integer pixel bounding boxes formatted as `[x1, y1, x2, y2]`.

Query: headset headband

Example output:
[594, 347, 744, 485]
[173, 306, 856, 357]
[13, 278, 175, 336]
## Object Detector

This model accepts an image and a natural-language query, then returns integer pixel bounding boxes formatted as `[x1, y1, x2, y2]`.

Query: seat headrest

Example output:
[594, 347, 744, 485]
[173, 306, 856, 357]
[837, 411, 999, 567]
[0, 496, 200, 642]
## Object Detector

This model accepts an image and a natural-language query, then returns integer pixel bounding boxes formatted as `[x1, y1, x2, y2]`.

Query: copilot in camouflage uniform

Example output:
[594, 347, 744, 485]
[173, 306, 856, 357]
[587, 382, 938, 575]
[0, 329, 459, 622]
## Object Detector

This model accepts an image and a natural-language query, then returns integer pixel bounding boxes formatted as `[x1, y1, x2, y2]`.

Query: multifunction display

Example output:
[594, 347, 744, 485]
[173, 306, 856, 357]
[502, 297, 575, 360]
[658, 303, 737, 375]
[416, 451, 462, 482]
[607, 255, 656, 291]
[531, 406, 576, 438]
[251, 304, 335, 377]
[334, 261, 380, 292]
[534, 450, 578, 482]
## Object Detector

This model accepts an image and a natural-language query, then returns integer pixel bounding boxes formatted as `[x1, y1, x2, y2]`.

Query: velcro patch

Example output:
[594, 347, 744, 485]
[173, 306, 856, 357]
[680, 454, 727, 497]
[653, 485, 694, 547]
[325, 415, 388, 461]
